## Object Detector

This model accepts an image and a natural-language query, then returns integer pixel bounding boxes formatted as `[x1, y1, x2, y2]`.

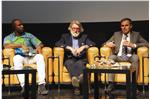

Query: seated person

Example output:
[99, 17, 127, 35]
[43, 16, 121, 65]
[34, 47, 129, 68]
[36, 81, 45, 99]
[104, 18, 148, 93]
[3, 19, 48, 95]
[55, 20, 95, 95]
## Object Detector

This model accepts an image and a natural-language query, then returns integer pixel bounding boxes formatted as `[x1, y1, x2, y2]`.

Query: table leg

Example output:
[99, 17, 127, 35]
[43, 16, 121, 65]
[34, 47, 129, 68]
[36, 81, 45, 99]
[25, 73, 29, 99]
[94, 72, 99, 99]
[8, 74, 11, 95]
[83, 69, 88, 99]
[2, 74, 5, 88]
[132, 71, 137, 99]
[142, 57, 145, 94]
[58, 56, 60, 93]
[31, 71, 36, 99]
[126, 71, 131, 99]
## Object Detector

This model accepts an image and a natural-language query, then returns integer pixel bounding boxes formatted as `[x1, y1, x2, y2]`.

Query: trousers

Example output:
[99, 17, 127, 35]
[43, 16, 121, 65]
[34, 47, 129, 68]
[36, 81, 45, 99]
[108, 54, 139, 82]
[13, 54, 46, 87]
[64, 58, 87, 78]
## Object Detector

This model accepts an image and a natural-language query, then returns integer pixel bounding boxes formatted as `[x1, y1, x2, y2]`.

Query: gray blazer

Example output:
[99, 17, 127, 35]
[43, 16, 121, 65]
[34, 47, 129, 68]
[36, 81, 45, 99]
[106, 31, 148, 54]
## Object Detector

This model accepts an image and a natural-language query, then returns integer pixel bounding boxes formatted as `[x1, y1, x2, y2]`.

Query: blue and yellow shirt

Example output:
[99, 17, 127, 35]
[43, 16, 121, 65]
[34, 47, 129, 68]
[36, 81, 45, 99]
[3, 32, 42, 56]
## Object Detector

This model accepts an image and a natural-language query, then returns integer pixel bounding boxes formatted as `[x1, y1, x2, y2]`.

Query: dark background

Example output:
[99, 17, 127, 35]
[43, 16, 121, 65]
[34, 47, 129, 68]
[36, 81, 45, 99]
[2, 20, 149, 48]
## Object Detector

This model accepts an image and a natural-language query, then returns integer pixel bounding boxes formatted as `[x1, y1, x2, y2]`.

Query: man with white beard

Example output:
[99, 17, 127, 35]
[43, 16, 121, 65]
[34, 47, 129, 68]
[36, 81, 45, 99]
[55, 20, 95, 95]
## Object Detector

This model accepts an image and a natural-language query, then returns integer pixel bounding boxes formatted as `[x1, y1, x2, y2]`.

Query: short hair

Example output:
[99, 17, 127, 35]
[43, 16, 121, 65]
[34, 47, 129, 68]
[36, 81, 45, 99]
[68, 20, 84, 33]
[120, 18, 132, 25]
[11, 18, 22, 30]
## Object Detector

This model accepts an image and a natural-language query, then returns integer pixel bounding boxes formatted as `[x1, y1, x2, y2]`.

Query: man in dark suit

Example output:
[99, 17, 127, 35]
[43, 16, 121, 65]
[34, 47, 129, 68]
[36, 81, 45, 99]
[55, 20, 95, 95]
[105, 18, 148, 93]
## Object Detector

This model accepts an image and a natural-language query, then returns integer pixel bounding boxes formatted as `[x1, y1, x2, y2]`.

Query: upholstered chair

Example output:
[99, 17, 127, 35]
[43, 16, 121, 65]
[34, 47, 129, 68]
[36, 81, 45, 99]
[2, 47, 53, 84]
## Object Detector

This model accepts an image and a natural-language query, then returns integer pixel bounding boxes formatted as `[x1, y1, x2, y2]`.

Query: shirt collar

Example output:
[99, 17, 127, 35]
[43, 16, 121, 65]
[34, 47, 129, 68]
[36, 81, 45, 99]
[13, 32, 26, 37]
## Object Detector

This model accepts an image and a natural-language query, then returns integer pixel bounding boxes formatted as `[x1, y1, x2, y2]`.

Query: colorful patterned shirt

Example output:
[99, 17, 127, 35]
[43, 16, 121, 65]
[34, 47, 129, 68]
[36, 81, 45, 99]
[3, 32, 42, 56]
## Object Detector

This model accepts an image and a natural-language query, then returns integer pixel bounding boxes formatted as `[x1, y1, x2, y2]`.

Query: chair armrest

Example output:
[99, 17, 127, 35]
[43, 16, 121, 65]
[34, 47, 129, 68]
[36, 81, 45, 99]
[53, 47, 64, 82]
[137, 46, 149, 69]
[100, 46, 112, 60]
[137, 47, 148, 58]
[87, 47, 99, 65]
[2, 48, 15, 66]
[137, 47, 149, 83]
[42, 47, 53, 81]
[42, 47, 52, 58]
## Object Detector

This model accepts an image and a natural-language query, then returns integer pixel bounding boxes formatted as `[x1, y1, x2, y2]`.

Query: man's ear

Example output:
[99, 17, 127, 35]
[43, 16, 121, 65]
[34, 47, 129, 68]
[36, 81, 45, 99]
[130, 25, 133, 29]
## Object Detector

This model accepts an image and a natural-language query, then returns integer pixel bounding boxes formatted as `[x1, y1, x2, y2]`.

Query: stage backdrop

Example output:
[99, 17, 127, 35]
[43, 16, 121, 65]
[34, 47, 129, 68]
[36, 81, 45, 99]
[2, 1, 149, 48]
[2, 1, 148, 23]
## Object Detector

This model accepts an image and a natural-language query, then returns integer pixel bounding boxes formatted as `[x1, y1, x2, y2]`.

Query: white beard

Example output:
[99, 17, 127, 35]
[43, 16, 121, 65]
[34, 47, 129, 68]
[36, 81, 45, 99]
[71, 31, 80, 38]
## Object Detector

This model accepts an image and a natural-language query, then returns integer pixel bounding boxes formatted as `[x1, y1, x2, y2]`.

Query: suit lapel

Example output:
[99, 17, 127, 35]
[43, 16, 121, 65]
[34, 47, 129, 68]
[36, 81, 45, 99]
[78, 34, 85, 47]
[78, 36, 82, 47]
[115, 32, 123, 53]
[68, 33, 72, 46]
[130, 32, 134, 43]
[117, 32, 122, 47]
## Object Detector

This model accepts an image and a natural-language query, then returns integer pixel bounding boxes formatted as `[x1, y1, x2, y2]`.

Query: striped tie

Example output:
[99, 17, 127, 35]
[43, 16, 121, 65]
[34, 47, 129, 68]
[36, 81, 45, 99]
[121, 34, 128, 61]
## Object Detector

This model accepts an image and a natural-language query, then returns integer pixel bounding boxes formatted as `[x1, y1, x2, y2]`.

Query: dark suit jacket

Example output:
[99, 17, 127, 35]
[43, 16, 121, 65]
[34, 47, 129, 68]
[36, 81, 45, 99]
[55, 33, 95, 59]
[106, 31, 148, 54]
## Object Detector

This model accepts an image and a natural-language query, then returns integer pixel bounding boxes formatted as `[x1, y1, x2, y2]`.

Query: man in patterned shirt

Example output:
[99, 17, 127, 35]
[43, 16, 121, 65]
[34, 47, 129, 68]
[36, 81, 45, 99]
[3, 19, 48, 95]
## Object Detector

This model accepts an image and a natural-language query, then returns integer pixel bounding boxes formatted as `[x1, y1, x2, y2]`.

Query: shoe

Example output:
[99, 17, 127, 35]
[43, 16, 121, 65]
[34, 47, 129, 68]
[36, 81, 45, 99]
[106, 83, 115, 93]
[38, 84, 48, 95]
[74, 87, 80, 95]
[21, 86, 25, 95]
[72, 76, 79, 87]
[137, 89, 141, 95]
[78, 74, 83, 83]
[89, 88, 94, 94]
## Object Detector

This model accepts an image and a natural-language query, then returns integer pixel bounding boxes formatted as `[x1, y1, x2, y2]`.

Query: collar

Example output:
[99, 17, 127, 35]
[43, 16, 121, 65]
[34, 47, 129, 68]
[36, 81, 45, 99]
[13, 32, 26, 37]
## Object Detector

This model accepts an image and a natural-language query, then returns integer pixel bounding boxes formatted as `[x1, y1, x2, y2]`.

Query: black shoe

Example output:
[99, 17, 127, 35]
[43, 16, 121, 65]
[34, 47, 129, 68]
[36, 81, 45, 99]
[106, 83, 115, 93]
[74, 87, 80, 95]
[38, 84, 48, 95]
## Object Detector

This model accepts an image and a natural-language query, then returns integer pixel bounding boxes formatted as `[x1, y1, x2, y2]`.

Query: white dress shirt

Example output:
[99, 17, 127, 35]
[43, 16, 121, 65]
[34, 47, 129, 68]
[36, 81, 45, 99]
[118, 33, 132, 57]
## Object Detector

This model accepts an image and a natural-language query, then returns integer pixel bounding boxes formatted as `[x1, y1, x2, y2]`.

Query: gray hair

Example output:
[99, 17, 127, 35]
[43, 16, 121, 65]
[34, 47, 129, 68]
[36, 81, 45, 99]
[68, 20, 84, 33]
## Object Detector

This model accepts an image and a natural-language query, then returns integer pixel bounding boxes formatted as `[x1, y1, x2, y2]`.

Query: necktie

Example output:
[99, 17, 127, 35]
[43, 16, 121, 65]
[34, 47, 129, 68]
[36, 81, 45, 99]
[121, 34, 128, 60]
[122, 34, 128, 55]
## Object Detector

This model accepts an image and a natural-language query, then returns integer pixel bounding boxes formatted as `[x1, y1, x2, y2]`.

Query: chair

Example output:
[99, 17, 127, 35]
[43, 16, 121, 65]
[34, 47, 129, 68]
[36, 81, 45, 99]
[2, 47, 53, 85]
[100, 46, 149, 84]
[53, 47, 99, 83]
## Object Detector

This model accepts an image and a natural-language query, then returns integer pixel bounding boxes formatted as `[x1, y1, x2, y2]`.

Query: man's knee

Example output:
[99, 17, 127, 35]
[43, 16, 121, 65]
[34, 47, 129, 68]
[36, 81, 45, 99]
[35, 54, 44, 59]
[109, 55, 117, 61]
[13, 55, 23, 62]
[131, 54, 139, 62]
[65, 59, 75, 66]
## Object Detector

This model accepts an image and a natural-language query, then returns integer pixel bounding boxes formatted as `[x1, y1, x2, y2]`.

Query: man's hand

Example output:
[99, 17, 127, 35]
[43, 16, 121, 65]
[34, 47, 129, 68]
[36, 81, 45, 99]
[66, 46, 78, 56]
[123, 40, 135, 48]
[66, 45, 89, 57]
[36, 43, 43, 54]
[76, 45, 89, 56]
[106, 41, 116, 48]
[22, 45, 29, 53]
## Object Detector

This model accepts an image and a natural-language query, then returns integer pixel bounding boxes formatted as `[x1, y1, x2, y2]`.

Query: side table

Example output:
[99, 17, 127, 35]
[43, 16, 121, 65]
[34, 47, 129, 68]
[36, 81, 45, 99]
[83, 67, 136, 99]
[2, 69, 36, 99]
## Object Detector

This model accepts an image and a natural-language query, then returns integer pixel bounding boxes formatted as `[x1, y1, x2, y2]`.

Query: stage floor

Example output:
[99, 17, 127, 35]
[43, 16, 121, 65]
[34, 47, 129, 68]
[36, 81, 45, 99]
[2, 84, 149, 99]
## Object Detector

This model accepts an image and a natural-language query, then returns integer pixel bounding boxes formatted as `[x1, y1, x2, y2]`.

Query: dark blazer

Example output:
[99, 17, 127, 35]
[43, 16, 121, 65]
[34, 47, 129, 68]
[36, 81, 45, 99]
[55, 33, 95, 59]
[106, 31, 148, 54]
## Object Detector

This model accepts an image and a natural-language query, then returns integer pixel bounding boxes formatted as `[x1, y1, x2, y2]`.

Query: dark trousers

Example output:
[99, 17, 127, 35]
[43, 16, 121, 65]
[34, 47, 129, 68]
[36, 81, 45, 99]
[64, 58, 87, 78]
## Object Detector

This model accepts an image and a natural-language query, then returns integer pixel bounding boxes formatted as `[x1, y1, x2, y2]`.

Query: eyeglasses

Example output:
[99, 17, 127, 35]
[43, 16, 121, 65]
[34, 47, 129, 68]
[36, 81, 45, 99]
[71, 27, 80, 30]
